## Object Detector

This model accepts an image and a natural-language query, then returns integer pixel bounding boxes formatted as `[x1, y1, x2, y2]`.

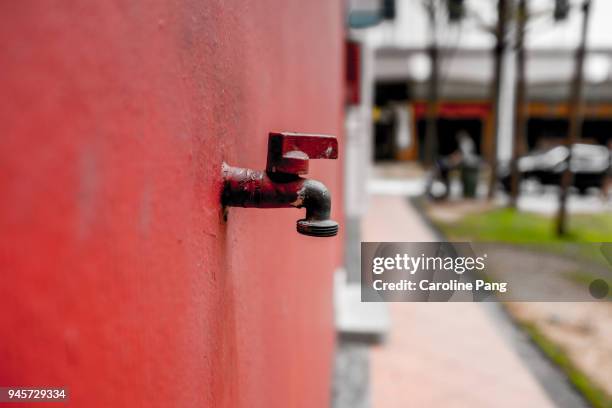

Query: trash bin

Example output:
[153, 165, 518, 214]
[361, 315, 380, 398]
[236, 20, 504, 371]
[461, 161, 479, 198]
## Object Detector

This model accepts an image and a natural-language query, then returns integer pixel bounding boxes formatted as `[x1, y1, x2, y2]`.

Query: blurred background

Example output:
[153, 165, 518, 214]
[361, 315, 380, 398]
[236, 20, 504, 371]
[1, 0, 611, 407]
[336, 0, 611, 407]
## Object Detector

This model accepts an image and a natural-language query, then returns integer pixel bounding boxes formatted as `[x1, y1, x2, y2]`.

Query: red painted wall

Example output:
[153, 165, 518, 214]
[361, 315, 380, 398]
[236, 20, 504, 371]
[0, 1, 343, 407]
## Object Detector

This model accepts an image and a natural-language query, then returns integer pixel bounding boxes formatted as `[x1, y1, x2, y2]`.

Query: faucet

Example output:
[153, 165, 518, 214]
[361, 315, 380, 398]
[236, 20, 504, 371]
[222, 132, 339, 237]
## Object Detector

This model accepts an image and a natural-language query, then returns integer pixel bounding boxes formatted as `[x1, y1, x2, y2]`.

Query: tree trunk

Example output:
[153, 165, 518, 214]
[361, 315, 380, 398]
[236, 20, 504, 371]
[488, 0, 508, 199]
[556, 0, 591, 235]
[509, 0, 527, 208]
[424, 0, 439, 168]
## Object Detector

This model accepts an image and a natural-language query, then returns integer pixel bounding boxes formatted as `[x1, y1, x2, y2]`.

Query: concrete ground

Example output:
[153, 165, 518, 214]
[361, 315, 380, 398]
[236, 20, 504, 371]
[363, 195, 558, 408]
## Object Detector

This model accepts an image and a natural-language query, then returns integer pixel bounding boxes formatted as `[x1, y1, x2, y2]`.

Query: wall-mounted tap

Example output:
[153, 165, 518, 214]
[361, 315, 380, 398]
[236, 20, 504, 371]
[222, 132, 339, 237]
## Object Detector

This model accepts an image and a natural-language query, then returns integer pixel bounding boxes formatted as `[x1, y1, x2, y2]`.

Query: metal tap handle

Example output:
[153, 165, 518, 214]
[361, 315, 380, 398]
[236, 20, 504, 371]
[266, 132, 338, 175]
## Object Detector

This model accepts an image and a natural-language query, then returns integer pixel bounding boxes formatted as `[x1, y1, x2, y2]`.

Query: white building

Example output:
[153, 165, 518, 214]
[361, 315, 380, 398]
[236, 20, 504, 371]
[351, 0, 612, 162]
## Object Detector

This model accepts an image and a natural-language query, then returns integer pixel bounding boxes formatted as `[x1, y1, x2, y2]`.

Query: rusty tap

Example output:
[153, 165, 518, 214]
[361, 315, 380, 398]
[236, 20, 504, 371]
[222, 132, 339, 237]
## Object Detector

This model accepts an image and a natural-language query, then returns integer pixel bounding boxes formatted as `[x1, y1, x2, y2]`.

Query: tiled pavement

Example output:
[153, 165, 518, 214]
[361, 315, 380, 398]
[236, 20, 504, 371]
[363, 195, 555, 408]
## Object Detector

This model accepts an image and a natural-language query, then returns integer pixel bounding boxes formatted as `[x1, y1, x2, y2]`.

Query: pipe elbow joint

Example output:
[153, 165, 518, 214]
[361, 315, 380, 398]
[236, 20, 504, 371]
[295, 179, 338, 237]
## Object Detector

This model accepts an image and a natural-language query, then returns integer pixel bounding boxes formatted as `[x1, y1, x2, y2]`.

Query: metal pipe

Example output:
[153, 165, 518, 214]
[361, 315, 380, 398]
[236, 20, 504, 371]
[222, 163, 338, 237]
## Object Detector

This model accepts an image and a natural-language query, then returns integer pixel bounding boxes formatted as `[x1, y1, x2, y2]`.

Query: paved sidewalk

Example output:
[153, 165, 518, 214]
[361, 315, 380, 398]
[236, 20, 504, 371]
[363, 195, 555, 408]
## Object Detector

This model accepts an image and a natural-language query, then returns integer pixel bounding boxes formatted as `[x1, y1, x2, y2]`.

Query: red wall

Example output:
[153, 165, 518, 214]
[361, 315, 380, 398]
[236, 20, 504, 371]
[0, 1, 343, 406]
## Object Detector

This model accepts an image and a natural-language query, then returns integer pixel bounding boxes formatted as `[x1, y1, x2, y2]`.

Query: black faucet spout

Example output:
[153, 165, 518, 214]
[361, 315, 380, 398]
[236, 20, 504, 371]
[295, 179, 338, 237]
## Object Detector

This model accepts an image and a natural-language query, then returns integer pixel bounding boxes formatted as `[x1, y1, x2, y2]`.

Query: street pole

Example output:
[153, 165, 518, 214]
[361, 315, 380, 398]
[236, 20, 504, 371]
[556, 0, 591, 236]
[509, 0, 527, 208]
[487, 0, 508, 200]
[424, 0, 439, 168]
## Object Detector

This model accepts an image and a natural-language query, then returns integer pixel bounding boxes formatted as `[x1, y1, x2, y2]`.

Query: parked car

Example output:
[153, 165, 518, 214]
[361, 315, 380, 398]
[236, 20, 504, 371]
[500, 143, 611, 194]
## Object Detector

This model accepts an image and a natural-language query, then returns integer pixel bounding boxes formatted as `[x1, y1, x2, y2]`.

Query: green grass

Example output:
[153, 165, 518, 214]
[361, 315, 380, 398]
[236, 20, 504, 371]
[436, 208, 612, 243]
[435, 209, 612, 266]
[521, 322, 612, 408]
